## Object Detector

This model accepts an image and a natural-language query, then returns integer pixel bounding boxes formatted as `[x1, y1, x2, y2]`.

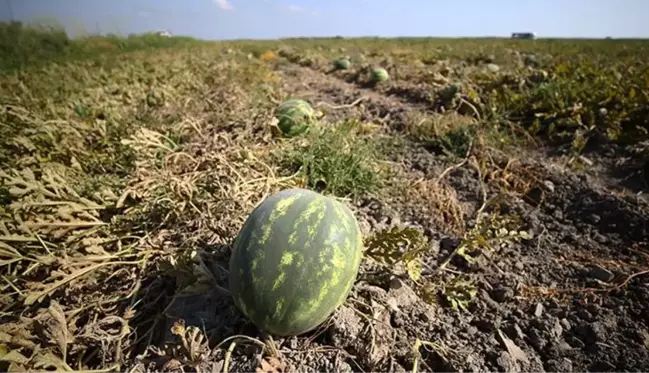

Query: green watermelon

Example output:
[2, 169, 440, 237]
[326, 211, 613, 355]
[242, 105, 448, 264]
[370, 67, 389, 82]
[275, 99, 315, 137]
[440, 82, 461, 101]
[229, 188, 363, 337]
[333, 58, 351, 70]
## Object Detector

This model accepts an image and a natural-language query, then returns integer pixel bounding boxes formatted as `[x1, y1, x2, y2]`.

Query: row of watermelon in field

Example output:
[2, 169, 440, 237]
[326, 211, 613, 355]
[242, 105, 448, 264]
[331, 56, 390, 82]
[223, 59, 394, 338]
[272, 67, 387, 137]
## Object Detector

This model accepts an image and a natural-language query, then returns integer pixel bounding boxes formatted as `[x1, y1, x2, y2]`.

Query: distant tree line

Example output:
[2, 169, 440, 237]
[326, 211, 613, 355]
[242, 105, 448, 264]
[0, 20, 200, 74]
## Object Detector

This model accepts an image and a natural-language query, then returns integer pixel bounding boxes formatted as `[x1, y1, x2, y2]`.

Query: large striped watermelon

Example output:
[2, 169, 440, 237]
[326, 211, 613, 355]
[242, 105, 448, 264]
[229, 188, 363, 336]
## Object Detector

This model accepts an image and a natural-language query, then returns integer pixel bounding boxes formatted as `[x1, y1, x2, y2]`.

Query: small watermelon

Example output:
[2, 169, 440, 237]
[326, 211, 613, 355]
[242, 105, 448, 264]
[370, 67, 389, 82]
[229, 188, 363, 337]
[440, 82, 461, 101]
[333, 58, 351, 70]
[275, 99, 315, 137]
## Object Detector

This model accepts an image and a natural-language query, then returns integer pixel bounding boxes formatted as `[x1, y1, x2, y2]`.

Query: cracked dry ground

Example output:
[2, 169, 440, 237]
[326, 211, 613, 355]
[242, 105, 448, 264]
[2, 46, 647, 373]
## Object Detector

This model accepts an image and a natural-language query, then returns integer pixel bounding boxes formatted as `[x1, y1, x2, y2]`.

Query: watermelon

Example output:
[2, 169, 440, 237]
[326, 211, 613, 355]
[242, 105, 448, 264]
[228, 188, 363, 337]
[370, 67, 389, 82]
[275, 99, 315, 137]
[440, 82, 461, 101]
[333, 58, 351, 70]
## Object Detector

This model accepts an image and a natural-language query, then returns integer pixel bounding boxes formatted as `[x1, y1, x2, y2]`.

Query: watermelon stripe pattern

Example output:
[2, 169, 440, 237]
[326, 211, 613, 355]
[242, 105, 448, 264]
[229, 188, 363, 337]
[370, 67, 389, 82]
[275, 99, 314, 137]
[334, 58, 351, 70]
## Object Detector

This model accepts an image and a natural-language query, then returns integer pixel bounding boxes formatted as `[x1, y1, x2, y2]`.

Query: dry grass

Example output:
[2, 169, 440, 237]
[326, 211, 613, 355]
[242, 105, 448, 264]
[406, 178, 466, 235]
[405, 111, 478, 142]
[0, 43, 303, 372]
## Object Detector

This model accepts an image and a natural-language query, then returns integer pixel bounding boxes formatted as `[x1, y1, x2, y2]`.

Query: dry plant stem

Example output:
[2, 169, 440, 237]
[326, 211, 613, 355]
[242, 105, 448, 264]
[261, 332, 280, 358]
[315, 96, 367, 110]
[472, 156, 489, 224]
[435, 139, 474, 184]
[350, 307, 377, 361]
[216, 335, 269, 372]
[223, 341, 237, 373]
[437, 156, 488, 271]
[74, 364, 121, 373]
[412, 338, 448, 373]
[602, 269, 649, 292]
[533, 268, 649, 296]
[25, 259, 146, 305]
[458, 98, 481, 120]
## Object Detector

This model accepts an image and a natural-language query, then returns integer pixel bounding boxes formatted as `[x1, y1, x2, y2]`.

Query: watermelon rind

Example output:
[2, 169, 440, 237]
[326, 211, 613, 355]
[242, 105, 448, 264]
[333, 58, 351, 70]
[228, 188, 363, 337]
[275, 99, 315, 137]
[370, 67, 389, 82]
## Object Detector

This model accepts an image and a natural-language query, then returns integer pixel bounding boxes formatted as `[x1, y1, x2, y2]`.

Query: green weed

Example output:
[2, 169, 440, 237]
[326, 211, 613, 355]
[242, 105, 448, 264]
[278, 120, 385, 199]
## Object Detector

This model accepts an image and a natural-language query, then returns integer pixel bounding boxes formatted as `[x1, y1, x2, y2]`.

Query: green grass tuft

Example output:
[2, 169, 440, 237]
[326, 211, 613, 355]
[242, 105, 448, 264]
[279, 120, 384, 200]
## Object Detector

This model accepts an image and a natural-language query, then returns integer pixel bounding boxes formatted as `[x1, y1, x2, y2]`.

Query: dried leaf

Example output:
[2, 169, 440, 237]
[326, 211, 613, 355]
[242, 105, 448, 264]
[7, 362, 27, 373]
[171, 320, 186, 337]
[21, 168, 35, 182]
[0, 241, 22, 259]
[162, 358, 182, 372]
[256, 356, 285, 373]
[0, 344, 8, 358]
[32, 350, 72, 371]
[0, 322, 38, 349]
[0, 349, 29, 365]
[497, 329, 529, 364]
[38, 301, 70, 358]
[25, 262, 111, 305]
[184, 326, 208, 361]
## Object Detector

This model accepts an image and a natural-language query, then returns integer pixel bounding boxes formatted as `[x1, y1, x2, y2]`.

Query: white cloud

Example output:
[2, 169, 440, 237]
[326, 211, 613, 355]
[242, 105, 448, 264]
[213, 0, 234, 10]
[286, 4, 319, 15]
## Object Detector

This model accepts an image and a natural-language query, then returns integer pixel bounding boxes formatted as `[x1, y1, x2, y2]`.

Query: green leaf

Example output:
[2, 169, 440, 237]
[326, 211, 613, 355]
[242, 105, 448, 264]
[364, 226, 425, 266]
[406, 258, 422, 282]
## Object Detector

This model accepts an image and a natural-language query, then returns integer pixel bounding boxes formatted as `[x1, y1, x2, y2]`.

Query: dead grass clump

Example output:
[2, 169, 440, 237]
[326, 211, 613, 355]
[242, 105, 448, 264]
[405, 112, 478, 159]
[476, 150, 546, 201]
[410, 111, 544, 204]
[406, 179, 466, 235]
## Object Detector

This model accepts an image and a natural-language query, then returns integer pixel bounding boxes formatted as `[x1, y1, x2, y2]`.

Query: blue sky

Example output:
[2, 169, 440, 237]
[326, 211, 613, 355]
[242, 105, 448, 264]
[2, 0, 648, 39]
